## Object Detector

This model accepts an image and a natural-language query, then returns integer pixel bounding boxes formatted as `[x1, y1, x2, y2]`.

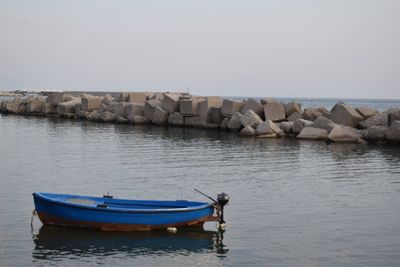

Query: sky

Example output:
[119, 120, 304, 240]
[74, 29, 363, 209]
[0, 0, 399, 99]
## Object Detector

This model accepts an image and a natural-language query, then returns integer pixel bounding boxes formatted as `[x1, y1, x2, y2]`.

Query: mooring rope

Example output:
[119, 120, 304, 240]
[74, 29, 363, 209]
[30, 209, 37, 228]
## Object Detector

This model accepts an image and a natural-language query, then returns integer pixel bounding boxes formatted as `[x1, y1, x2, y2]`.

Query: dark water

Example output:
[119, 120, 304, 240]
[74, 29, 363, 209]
[1, 109, 400, 266]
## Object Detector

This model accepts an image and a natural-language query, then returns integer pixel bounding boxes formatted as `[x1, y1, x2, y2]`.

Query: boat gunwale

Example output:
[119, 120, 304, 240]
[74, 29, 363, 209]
[33, 192, 213, 213]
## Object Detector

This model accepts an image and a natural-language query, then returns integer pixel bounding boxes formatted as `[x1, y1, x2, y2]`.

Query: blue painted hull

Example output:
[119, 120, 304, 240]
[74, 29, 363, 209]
[33, 192, 217, 230]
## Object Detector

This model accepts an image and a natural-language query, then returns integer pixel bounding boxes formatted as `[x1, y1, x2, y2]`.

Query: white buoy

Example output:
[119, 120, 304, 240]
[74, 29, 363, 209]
[167, 227, 177, 233]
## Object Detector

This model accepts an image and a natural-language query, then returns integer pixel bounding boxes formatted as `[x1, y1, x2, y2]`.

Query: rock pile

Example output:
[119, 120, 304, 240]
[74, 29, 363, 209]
[1, 92, 400, 145]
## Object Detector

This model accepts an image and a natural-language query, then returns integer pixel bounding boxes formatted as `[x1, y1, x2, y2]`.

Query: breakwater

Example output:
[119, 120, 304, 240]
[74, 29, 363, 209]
[1, 91, 399, 145]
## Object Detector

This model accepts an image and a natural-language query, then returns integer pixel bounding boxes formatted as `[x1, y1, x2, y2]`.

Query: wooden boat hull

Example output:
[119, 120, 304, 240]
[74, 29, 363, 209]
[33, 192, 218, 231]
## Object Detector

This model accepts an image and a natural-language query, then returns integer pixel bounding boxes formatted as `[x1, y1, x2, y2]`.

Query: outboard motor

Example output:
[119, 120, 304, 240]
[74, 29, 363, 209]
[217, 192, 229, 227]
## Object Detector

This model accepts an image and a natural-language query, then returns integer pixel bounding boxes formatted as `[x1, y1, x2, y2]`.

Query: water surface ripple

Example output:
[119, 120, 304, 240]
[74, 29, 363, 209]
[0, 115, 399, 266]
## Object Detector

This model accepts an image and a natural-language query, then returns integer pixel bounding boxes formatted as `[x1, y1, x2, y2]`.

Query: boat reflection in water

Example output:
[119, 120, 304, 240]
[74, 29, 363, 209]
[32, 225, 228, 261]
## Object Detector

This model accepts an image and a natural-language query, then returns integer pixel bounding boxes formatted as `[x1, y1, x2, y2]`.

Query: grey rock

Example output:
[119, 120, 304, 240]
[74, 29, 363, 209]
[241, 98, 264, 116]
[42, 103, 57, 114]
[239, 125, 255, 136]
[287, 111, 303, 122]
[264, 102, 286, 122]
[210, 107, 222, 124]
[388, 110, 400, 126]
[110, 102, 128, 117]
[327, 124, 364, 143]
[198, 96, 222, 116]
[284, 102, 302, 116]
[99, 111, 117, 123]
[255, 120, 284, 137]
[81, 95, 103, 111]
[240, 110, 262, 128]
[330, 103, 363, 127]
[179, 97, 202, 116]
[132, 115, 150, 125]
[360, 126, 387, 142]
[125, 103, 145, 119]
[102, 94, 114, 104]
[359, 112, 388, 129]
[144, 99, 161, 119]
[168, 112, 184, 126]
[227, 112, 243, 131]
[278, 121, 294, 134]
[221, 99, 244, 117]
[87, 110, 101, 121]
[310, 116, 335, 132]
[260, 97, 278, 105]
[303, 107, 331, 121]
[127, 92, 146, 104]
[115, 116, 129, 124]
[57, 99, 81, 115]
[161, 93, 180, 113]
[151, 106, 169, 125]
[297, 127, 328, 140]
[292, 118, 313, 135]
[26, 100, 44, 113]
[47, 92, 65, 104]
[356, 107, 379, 119]
[386, 120, 400, 144]
[220, 117, 230, 129]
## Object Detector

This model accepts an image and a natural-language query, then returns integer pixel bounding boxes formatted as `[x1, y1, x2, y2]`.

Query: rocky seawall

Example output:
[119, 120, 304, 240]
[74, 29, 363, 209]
[1, 92, 400, 145]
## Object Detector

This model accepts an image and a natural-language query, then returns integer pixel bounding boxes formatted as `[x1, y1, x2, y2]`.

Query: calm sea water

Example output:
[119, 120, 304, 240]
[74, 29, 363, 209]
[0, 97, 400, 266]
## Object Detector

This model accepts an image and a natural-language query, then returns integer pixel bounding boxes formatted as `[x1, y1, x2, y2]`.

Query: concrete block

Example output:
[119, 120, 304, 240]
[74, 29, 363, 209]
[221, 99, 244, 117]
[210, 107, 222, 124]
[144, 99, 162, 119]
[81, 95, 103, 111]
[161, 93, 180, 113]
[264, 102, 285, 122]
[241, 98, 264, 116]
[151, 106, 169, 125]
[47, 92, 64, 104]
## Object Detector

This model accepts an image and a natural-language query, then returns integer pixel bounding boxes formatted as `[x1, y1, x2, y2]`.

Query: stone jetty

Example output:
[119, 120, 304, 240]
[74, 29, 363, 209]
[1, 91, 400, 145]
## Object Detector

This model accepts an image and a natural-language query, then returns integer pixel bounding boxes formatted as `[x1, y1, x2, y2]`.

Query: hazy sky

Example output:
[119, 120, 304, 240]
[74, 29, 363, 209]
[1, 0, 399, 99]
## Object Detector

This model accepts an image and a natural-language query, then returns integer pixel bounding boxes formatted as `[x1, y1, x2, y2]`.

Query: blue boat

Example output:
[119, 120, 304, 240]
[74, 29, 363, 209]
[32, 191, 229, 231]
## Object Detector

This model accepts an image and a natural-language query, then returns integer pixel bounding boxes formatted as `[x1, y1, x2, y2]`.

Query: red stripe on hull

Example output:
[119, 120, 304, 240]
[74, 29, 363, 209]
[37, 212, 218, 231]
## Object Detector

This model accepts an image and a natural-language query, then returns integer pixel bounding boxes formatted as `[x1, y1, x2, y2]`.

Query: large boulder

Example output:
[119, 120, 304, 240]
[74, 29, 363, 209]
[151, 106, 169, 125]
[210, 107, 222, 124]
[47, 92, 65, 105]
[356, 107, 379, 119]
[57, 98, 80, 115]
[42, 103, 57, 114]
[255, 120, 284, 137]
[227, 112, 243, 131]
[144, 99, 161, 119]
[102, 94, 114, 104]
[386, 121, 400, 144]
[161, 93, 180, 113]
[87, 110, 101, 121]
[239, 125, 255, 136]
[221, 99, 244, 117]
[168, 112, 184, 126]
[99, 111, 117, 123]
[125, 103, 145, 118]
[302, 107, 331, 121]
[179, 97, 203, 116]
[264, 102, 285, 122]
[309, 116, 335, 132]
[284, 102, 302, 117]
[327, 125, 364, 143]
[287, 111, 303, 122]
[360, 126, 387, 143]
[131, 115, 149, 125]
[110, 102, 128, 117]
[278, 121, 294, 134]
[81, 95, 103, 111]
[358, 112, 388, 129]
[241, 98, 264, 116]
[127, 92, 146, 104]
[330, 103, 363, 127]
[198, 96, 222, 116]
[26, 100, 44, 113]
[240, 110, 262, 128]
[388, 110, 400, 126]
[292, 118, 313, 135]
[297, 127, 328, 140]
[6, 100, 24, 114]
[260, 97, 278, 105]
